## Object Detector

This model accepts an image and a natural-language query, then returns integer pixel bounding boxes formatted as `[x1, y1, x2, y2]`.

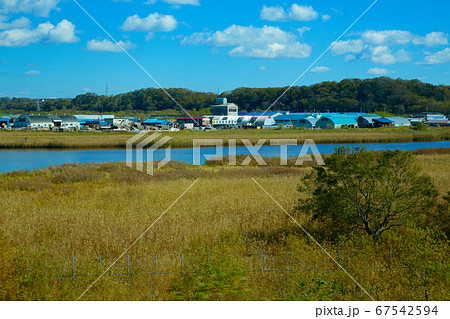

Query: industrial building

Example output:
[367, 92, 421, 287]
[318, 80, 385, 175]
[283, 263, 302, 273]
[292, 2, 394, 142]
[211, 98, 238, 116]
[142, 119, 174, 130]
[0, 117, 10, 129]
[14, 115, 80, 130]
[315, 116, 358, 129]
[373, 117, 410, 128]
[177, 117, 206, 129]
[274, 114, 319, 128]
[357, 114, 382, 128]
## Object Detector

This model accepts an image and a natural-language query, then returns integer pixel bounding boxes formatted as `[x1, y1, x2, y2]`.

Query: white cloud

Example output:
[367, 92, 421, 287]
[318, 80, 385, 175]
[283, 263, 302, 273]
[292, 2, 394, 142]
[86, 39, 136, 52]
[395, 49, 411, 62]
[421, 47, 450, 65]
[367, 67, 394, 75]
[310, 66, 331, 73]
[0, 0, 61, 17]
[321, 14, 331, 22]
[260, 4, 319, 22]
[258, 66, 266, 71]
[297, 26, 310, 37]
[46, 19, 78, 43]
[413, 32, 448, 46]
[369, 46, 397, 65]
[361, 30, 414, 46]
[260, 5, 286, 21]
[182, 25, 311, 59]
[289, 4, 318, 21]
[121, 13, 177, 34]
[24, 70, 40, 75]
[344, 54, 356, 62]
[331, 39, 364, 55]
[0, 19, 79, 47]
[0, 15, 31, 29]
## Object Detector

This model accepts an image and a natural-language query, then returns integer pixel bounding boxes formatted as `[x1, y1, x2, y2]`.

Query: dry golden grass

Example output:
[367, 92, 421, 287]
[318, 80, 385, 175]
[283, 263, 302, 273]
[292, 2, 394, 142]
[0, 126, 449, 149]
[0, 153, 448, 301]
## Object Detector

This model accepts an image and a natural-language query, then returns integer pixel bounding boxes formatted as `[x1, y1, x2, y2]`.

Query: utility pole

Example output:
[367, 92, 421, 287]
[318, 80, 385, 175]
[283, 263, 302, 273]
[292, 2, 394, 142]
[36, 98, 40, 113]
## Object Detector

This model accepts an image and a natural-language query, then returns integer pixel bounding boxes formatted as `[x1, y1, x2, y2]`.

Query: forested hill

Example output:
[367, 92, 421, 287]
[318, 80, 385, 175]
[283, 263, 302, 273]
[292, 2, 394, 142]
[1, 77, 449, 115]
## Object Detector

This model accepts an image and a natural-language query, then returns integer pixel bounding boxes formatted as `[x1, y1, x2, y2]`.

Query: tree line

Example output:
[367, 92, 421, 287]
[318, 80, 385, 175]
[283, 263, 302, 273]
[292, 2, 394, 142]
[1, 77, 449, 115]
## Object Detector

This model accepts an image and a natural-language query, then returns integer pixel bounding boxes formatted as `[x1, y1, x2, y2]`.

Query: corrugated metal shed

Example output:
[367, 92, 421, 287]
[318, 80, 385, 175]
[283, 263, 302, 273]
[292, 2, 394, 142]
[316, 116, 358, 129]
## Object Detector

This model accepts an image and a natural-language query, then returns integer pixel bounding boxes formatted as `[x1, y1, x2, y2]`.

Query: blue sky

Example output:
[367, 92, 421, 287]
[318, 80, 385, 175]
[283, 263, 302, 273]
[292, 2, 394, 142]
[0, 0, 449, 98]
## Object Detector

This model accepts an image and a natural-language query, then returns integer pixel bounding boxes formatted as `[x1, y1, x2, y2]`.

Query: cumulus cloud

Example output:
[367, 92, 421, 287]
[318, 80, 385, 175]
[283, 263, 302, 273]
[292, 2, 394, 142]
[24, 70, 40, 75]
[260, 4, 319, 22]
[288, 4, 318, 21]
[0, 0, 61, 17]
[367, 67, 394, 75]
[121, 13, 177, 34]
[310, 66, 331, 73]
[413, 32, 448, 46]
[331, 39, 364, 55]
[368, 46, 397, 65]
[361, 30, 414, 46]
[86, 39, 136, 52]
[0, 19, 79, 47]
[332, 29, 446, 65]
[181, 25, 311, 59]
[420, 48, 450, 65]
[260, 5, 286, 21]
[0, 15, 31, 29]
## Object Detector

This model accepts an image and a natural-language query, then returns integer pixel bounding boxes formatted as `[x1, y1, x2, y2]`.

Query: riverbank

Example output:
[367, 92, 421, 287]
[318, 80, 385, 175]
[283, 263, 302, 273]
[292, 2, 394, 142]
[0, 127, 449, 149]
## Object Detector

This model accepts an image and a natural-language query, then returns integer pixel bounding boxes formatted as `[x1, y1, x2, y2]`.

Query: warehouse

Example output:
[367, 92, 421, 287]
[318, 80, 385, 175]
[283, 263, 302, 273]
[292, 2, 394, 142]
[142, 119, 174, 130]
[14, 115, 54, 129]
[57, 115, 80, 130]
[357, 114, 382, 128]
[315, 116, 358, 129]
[274, 114, 319, 128]
[0, 117, 10, 129]
[177, 117, 206, 129]
[373, 117, 410, 128]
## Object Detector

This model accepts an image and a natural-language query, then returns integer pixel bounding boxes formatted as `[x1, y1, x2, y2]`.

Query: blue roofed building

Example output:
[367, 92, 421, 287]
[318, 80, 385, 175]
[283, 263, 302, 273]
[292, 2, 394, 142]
[0, 117, 10, 129]
[274, 114, 319, 128]
[373, 117, 410, 128]
[357, 114, 382, 128]
[142, 119, 174, 129]
[315, 116, 358, 129]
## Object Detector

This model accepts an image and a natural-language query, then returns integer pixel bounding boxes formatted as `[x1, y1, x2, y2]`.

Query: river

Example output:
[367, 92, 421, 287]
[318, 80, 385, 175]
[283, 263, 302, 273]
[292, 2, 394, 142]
[0, 141, 449, 173]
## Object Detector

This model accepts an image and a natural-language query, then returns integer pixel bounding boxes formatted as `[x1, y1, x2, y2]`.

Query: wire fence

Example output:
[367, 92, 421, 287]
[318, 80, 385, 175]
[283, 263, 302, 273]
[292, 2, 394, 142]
[13, 249, 419, 283]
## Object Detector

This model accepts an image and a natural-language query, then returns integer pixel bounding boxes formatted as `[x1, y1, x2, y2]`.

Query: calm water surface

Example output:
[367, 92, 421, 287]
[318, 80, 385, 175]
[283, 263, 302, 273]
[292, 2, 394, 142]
[0, 141, 449, 173]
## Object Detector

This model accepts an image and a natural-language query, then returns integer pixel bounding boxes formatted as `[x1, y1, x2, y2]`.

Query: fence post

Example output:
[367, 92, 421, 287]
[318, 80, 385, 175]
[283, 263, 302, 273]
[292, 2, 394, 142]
[99, 255, 102, 273]
[155, 254, 158, 278]
[260, 252, 264, 275]
[72, 256, 75, 283]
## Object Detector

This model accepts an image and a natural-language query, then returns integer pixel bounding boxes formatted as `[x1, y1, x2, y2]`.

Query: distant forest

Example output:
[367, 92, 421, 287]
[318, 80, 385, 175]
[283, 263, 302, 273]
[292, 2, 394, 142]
[1, 77, 449, 115]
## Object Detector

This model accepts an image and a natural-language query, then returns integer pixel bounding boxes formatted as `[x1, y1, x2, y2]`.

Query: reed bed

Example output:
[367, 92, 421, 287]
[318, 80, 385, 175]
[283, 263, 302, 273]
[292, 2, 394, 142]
[0, 153, 448, 300]
[0, 127, 449, 149]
